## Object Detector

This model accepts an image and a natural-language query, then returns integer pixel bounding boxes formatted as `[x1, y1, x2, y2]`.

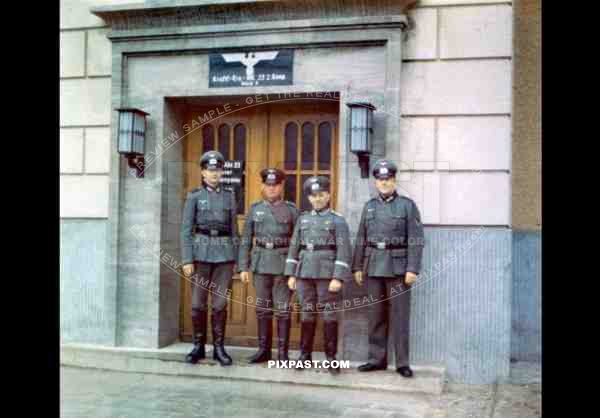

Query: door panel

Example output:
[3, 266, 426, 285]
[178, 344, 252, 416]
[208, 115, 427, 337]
[268, 102, 339, 351]
[180, 106, 268, 346]
[180, 100, 339, 352]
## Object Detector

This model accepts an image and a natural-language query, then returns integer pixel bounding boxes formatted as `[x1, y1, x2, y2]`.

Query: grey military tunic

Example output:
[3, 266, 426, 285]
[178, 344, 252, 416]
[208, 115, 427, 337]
[351, 192, 425, 367]
[285, 208, 352, 322]
[181, 184, 239, 312]
[238, 199, 299, 319]
[181, 184, 239, 265]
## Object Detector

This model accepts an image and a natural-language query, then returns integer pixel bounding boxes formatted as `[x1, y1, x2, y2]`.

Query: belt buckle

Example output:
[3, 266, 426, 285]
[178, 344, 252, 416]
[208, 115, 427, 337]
[265, 242, 274, 249]
[306, 243, 314, 251]
[377, 242, 386, 250]
[210, 229, 218, 236]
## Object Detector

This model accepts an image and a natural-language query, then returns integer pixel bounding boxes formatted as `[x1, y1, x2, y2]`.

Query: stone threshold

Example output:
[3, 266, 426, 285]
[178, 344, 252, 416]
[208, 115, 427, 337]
[61, 343, 446, 396]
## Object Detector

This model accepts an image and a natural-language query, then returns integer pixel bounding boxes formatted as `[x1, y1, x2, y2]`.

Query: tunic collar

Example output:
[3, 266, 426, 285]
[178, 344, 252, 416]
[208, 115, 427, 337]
[377, 190, 398, 203]
[311, 207, 331, 216]
[264, 198, 284, 206]
[203, 182, 221, 193]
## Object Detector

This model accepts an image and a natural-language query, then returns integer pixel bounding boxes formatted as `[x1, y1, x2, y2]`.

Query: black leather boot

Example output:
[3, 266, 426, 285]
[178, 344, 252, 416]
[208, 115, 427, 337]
[185, 309, 207, 364]
[297, 321, 316, 368]
[396, 366, 414, 378]
[247, 317, 273, 364]
[324, 321, 340, 375]
[277, 318, 291, 362]
[211, 310, 233, 366]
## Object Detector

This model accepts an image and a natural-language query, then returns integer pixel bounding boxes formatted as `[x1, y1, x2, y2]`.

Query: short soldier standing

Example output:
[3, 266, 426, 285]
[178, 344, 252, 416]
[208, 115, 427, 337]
[238, 168, 299, 363]
[285, 176, 352, 374]
[181, 150, 239, 366]
[352, 159, 425, 377]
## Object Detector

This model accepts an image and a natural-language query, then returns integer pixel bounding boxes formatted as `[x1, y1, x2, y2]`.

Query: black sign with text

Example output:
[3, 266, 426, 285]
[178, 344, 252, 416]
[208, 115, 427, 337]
[220, 160, 246, 214]
[209, 50, 293, 88]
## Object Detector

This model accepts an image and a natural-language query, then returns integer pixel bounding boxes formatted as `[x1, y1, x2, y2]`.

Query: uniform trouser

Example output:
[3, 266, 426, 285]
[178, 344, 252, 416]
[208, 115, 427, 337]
[253, 274, 291, 320]
[191, 261, 234, 314]
[366, 275, 412, 368]
[297, 279, 340, 323]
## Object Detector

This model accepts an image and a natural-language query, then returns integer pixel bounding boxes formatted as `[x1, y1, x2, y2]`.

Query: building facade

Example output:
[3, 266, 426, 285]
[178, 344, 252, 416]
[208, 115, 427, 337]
[60, 0, 541, 384]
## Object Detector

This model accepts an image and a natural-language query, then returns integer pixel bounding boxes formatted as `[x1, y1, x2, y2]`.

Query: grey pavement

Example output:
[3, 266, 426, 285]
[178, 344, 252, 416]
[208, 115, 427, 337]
[60, 366, 435, 418]
[60, 361, 541, 418]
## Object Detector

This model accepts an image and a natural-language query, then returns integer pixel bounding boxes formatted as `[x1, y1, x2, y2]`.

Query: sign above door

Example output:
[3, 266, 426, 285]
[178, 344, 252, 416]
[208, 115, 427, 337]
[209, 50, 294, 88]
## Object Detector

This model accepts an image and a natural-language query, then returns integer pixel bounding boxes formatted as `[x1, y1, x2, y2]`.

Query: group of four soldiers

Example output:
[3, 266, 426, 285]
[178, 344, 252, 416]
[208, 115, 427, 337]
[181, 150, 424, 377]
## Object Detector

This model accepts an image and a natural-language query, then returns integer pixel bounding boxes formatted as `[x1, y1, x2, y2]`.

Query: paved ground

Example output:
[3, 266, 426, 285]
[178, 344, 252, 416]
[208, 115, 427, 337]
[60, 362, 541, 418]
[60, 366, 435, 418]
[430, 362, 541, 418]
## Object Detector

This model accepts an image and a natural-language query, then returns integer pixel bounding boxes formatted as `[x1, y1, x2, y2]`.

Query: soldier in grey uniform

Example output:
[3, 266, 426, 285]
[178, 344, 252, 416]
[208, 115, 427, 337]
[238, 168, 300, 363]
[181, 150, 239, 366]
[285, 176, 352, 374]
[352, 159, 425, 377]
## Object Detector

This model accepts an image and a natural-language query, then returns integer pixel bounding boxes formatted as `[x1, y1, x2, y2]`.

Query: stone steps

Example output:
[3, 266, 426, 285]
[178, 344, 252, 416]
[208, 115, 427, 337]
[61, 343, 446, 396]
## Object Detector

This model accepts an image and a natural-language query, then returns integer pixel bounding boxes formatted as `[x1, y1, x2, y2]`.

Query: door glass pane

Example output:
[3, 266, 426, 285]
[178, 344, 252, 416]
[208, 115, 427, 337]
[284, 122, 298, 170]
[284, 174, 297, 204]
[233, 123, 246, 161]
[202, 125, 214, 153]
[300, 174, 312, 212]
[218, 124, 230, 160]
[318, 121, 332, 170]
[301, 122, 315, 170]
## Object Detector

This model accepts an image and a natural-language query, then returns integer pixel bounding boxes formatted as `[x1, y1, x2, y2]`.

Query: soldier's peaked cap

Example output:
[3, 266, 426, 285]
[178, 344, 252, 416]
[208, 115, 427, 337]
[199, 150, 225, 169]
[260, 168, 286, 185]
[372, 159, 398, 179]
[303, 176, 330, 195]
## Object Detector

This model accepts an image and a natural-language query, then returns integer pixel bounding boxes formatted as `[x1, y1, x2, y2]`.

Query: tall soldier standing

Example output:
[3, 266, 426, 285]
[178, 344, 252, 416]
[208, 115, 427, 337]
[285, 176, 352, 374]
[181, 150, 239, 366]
[352, 159, 425, 377]
[238, 168, 299, 363]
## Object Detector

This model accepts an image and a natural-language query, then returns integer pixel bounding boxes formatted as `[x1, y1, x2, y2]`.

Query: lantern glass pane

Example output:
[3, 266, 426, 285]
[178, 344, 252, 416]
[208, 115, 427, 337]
[350, 106, 368, 153]
[118, 111, 133, 153]
[133, 112, 145, 154]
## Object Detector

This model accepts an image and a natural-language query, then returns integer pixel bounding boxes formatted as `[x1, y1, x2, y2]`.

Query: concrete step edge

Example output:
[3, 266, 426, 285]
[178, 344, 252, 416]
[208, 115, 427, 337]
[61, 343, 446, 395]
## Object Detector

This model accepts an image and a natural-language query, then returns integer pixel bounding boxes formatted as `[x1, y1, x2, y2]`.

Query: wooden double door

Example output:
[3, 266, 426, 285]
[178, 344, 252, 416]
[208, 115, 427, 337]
[180, 100, 339, 350]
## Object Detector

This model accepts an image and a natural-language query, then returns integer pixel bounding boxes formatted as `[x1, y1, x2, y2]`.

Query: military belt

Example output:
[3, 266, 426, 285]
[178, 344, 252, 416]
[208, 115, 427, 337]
[300, 243, 337, 252]
[368, 242, 407, 250]
[255, 239, 290, 249]
[194, 226, 231, 237]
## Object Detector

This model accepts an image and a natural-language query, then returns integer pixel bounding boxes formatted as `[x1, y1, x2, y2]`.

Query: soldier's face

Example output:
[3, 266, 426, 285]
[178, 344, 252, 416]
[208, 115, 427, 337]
[308, 191, 330, 210]
[201, 168, 223, 187]
[262, 183, 284, 200]
[375, 177, 396, 195]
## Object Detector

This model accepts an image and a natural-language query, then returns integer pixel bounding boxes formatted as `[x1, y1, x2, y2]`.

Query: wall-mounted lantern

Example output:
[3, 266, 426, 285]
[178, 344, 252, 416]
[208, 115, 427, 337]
[346, 101, 376, 178]
[116, 107, 149, 178]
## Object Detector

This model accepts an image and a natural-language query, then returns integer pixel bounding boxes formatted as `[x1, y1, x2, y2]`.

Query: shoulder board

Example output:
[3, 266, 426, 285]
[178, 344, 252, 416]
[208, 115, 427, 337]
[330, 210, 343, 217]
[250, 200, 263, 209]
[397, 194, 415, 204]
[187, 187, 203, 198]
[285, 200, 297, 209]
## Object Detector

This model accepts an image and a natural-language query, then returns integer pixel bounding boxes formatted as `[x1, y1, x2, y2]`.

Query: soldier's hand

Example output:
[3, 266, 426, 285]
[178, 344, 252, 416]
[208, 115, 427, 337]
[329, 278, 342, 293]
[240, 271, 250, 285]
[405, 272, 418, 285]
[288, 276, 297, 290]
[182, 264, 194, 277]
[354, 271, 364, 286]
